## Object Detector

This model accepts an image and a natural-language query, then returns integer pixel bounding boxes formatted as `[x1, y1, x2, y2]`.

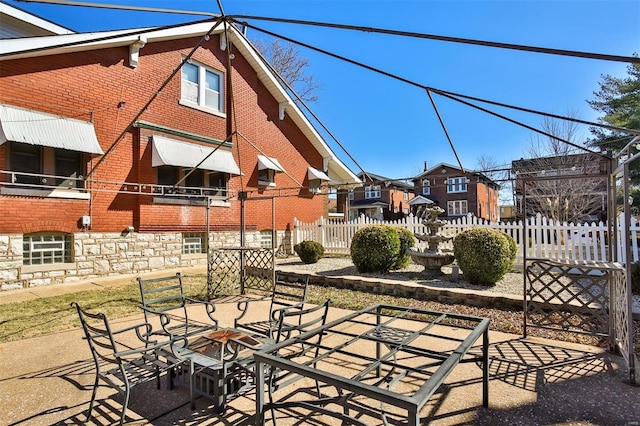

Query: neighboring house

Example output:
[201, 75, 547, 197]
[412, 163, 500, 221]
[0, 12, 359, 289]
[511, 153, 608, 222]
[341, 172, 414, 221]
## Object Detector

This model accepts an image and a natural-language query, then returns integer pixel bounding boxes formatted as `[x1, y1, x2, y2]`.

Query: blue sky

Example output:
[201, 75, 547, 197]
[7, 0, 640, 181]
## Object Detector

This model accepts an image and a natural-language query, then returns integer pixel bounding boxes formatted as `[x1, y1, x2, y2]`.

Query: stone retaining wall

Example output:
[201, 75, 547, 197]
[0, 230, 284, 290]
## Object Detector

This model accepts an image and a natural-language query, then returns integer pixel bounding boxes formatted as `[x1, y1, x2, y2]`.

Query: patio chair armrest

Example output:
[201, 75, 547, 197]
[110, 321, 158, 344]
[140, 305, 175, 334]
[223, 336, 268, 362]
[234, 299, 255, 326]
[183, 297, 218, 325]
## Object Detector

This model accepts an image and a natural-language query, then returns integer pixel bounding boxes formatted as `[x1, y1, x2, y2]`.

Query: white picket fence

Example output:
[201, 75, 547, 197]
[293, 213, 640, 265]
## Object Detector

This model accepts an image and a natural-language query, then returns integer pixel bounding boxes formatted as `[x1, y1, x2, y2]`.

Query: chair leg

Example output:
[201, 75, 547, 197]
[120, 384, 131, 426]
[86, 375, 99, 422]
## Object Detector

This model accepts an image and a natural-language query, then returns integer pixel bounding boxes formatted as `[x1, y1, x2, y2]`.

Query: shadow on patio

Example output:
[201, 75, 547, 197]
[1, 302, 637, 425]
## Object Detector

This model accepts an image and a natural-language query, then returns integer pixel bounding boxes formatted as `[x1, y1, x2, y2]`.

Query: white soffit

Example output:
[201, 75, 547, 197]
[0, 104, 104, 154]
[152, 135, 241, 175]
[308, 166, 331, 181]
[257, 154, 285, 172]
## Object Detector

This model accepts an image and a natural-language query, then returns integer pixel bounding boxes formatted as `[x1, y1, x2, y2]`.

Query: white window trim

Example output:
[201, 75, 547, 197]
[447, 177, 468, 194]
[422, 179, 430, 195]
[365, 185, 381, 199]
[180, 59, 226, 118]
[447, 200, 468, 216]
[0, 187, 90, 199]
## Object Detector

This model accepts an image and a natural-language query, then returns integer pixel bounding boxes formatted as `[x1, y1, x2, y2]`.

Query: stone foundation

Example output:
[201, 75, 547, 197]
[0, 230, 290, 291]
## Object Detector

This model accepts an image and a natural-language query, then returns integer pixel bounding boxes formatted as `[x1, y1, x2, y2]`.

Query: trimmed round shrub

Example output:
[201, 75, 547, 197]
[350, 225, 400, 273]
[293, 240, 325, 264]
[393, 227, 416, 270]
[453, 228, 517, 285]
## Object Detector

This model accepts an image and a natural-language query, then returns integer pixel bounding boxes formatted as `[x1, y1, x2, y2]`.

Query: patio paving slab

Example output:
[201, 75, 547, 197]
[1, 299, 638, 425]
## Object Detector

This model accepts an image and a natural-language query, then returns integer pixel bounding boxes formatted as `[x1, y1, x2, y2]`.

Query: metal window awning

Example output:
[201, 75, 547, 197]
[257, 154, 285, 172]
[152, 135, 242, 175]
[0, 104, 104, 155]
[308, 166, 331, 181]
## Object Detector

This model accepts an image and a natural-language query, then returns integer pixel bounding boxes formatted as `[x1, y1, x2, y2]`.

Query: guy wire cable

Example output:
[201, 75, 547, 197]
[229, 14, 640, 64]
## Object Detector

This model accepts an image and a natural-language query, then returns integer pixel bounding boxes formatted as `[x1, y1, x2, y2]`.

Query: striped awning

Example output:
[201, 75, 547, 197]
[0, 104, 104, 154]
[257, 154, 285, 172]
[152, 135, 241, 175]
[307, 166, 331, 181]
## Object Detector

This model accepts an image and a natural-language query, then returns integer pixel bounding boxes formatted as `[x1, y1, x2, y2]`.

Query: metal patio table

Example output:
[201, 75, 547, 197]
[169, 328, 268, 412]
[254, 304, 490, 426]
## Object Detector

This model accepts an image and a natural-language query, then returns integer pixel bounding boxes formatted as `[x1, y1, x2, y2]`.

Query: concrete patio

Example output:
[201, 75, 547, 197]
[1, 287, 639, 425]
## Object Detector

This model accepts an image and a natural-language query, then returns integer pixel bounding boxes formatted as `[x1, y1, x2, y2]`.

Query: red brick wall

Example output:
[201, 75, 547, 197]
[0, 35, 325, 234]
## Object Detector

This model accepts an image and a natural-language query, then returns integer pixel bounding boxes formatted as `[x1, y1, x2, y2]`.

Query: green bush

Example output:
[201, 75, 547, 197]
[350, 225, 400, 273]
[453, 228, 517, 285]
[393, 227, 416, 270]
[294, 240, 325, 264]
[630, 262, 640, 295]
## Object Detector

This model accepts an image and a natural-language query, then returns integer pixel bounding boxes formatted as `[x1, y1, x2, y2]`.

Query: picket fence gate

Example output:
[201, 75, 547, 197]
[293, 213, 640, 265]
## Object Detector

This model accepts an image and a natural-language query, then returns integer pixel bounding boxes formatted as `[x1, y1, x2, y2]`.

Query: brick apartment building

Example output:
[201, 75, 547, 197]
[0, 6, 359, 289]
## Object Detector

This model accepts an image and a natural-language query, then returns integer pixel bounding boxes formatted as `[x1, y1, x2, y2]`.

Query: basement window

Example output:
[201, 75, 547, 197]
[23, 233, 72, 265]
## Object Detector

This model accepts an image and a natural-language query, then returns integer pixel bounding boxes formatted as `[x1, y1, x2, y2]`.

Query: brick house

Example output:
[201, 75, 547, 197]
[0, 11, 359, 289]
[412, 163, 499, 221]
[341, 172, 414, 221]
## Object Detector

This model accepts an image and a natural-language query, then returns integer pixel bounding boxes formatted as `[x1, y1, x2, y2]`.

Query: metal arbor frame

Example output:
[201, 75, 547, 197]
[521, 145, 638, 385]
[206, 193, 277, 298]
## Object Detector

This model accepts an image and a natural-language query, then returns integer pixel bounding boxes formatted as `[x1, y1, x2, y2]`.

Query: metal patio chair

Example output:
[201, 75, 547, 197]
[227, 299, 332, 399]
[234, 271, 310, 338]
[137, 272, 218, 339]
[72, 302, 179, 425]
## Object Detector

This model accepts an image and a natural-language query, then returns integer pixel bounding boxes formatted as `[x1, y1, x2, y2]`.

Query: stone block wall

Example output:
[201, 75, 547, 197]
[0, 230, 267, 290]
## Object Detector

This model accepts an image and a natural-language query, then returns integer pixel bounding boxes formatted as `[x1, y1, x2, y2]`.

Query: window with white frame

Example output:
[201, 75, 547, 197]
[348, 189, 354, 200]
[403, 190, 409, 200]
[447, 200, 468, 216]
[260, 230, 273, 249]
[447, 177, 467, 193]
[23, 233, 72, 265]
[181, 61, 224, 114]
[422, 179, 430, 195]
[182, 232, 206, 254]
[365, 185, 381, 199]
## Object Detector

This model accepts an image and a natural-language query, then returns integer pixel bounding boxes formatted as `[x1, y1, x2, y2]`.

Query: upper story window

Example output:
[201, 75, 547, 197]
[365, 185, 381, 199]
[403, 190, 409, 200]
[447, 177, 467, 193]
[447, 200, 468, 216]
[348, 189, 354, 200]
[422, 179, 430, 195]
[257, 155, 285, 187]
[181, 61, 224, 115]
[23, 233, 72, 265]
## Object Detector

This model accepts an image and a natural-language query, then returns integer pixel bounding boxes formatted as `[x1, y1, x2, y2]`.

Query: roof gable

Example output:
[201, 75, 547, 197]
[0, 19, 360, 186]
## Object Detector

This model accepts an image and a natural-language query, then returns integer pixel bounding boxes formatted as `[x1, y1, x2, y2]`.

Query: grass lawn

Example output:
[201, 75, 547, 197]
[1, 271, 632, 352]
